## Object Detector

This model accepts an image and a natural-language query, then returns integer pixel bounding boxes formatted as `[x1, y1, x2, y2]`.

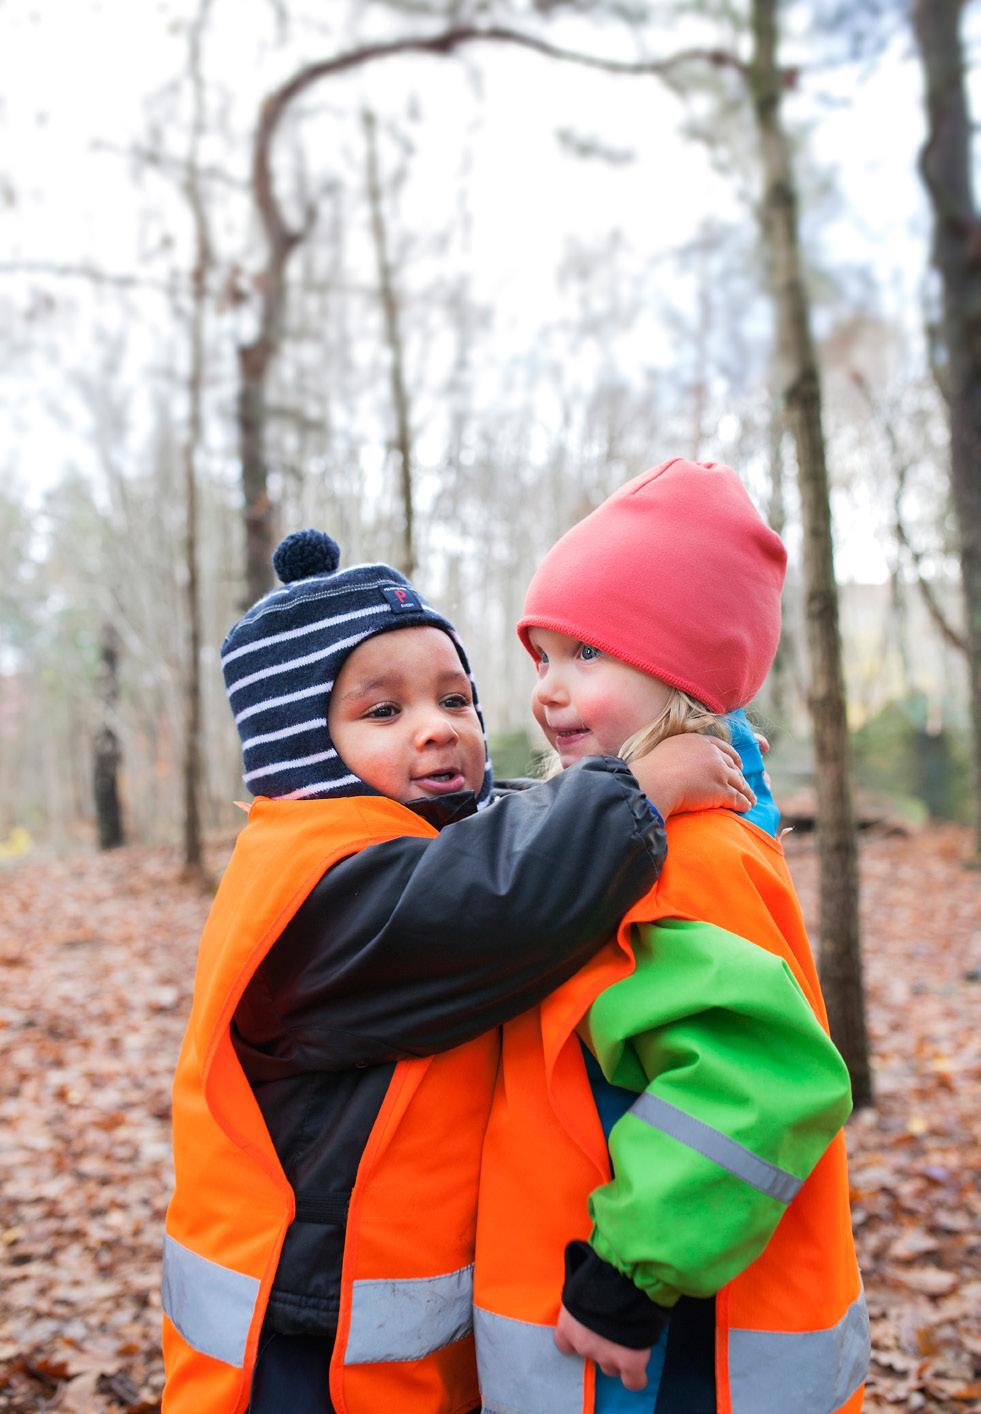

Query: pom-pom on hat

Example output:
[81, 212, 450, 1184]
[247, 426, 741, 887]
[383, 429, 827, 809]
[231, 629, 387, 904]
[272, 528, 341, 582]
[222, 531, 491, 804]
[518, 458, 787, 714]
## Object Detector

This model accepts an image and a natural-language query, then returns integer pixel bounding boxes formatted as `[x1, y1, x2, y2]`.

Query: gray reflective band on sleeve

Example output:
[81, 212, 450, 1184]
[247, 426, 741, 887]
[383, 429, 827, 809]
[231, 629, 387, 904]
[344, 1263, 474, 1365]
[729, 1288, 870, 1414]
[161, 1233, 260, 1368]
[474, 1306, 584, 1414]
[628, 1093, 802, 1204]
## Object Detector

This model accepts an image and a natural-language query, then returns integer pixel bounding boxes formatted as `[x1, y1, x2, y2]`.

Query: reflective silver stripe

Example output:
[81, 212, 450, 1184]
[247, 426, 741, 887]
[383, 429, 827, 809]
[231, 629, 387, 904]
[628, 1093, 802, 1203]
[161, 1233, 260, 1368]
[729, 1288, 870, 1414]
[344, 1263, 474, 1365]
[474, 1306, 584, 1414]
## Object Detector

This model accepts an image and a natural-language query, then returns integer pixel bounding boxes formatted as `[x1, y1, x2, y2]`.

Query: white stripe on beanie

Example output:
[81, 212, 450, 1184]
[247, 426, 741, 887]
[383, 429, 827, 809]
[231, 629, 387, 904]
[279, 774, 361, 800]
[220, 602, 389, 668]
[244, 748, 338, 784]
[235, 680, 336, 726]
[241, 717, 328, 752]
[226, 629, 373, 697]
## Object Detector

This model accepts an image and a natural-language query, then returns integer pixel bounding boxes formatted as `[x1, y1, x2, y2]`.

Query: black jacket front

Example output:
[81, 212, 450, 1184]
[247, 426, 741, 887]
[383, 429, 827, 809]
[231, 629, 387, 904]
[232, 756, 665, 1341]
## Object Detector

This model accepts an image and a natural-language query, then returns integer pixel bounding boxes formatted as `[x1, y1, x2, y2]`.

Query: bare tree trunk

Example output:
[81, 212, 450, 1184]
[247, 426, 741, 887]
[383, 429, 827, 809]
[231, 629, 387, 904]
[94, 623, 125, 850]
[180, 0, 212, 883]
[242, 90, 308, 605]
[749, 0, 872, 1105]
[239, 347, 276, 606]
[766, 383, 793, 736]
[913, 0, 981, 861]
[362, 109, 415, 577]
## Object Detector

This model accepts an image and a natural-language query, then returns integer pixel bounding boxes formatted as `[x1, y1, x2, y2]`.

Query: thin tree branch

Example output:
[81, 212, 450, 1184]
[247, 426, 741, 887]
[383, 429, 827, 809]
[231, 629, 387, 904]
[850, 368, 969, 657]
[0, 261, 176, 293]
[252, 25, 747, 252]
[92, 139, 250, 193]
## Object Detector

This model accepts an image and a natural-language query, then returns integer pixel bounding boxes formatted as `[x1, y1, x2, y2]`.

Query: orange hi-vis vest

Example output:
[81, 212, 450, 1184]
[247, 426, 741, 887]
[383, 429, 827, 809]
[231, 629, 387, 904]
[474, 811, 867, 1414]
[162, 796, 499, 1414]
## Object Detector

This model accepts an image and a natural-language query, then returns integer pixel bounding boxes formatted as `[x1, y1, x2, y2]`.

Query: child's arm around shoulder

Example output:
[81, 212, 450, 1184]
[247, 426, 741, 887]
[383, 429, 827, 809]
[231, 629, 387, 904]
[235, 757, 664, 1071]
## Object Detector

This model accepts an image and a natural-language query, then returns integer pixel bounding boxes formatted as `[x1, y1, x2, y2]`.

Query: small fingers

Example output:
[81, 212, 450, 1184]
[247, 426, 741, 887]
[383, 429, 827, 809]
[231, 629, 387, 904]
[621, 1351, 652, 1392]
[729, 777, 755, 810]
[717, 740, 742, 769]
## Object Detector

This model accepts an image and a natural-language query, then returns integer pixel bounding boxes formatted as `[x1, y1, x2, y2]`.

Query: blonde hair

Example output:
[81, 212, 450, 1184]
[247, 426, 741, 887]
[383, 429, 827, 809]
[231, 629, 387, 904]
[539, 686, 729, 778]
[618, 688, 730, 763]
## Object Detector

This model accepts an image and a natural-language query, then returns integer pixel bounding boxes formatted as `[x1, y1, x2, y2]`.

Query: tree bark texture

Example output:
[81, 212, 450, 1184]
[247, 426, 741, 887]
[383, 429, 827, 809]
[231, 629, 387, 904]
[363, 109, 415, 577]
[181, 0, 211, 881]
[913, 0, 981, 859]
[766, 376, 794, 736]
[93, 623, 125, 851]
[749, 0, 872, 1105]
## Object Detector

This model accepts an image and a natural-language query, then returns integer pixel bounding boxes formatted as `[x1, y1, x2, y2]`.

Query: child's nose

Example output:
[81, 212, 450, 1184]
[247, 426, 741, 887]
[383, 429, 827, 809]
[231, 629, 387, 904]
[415, 711, 458, 747]
[533, 667, 568, 709]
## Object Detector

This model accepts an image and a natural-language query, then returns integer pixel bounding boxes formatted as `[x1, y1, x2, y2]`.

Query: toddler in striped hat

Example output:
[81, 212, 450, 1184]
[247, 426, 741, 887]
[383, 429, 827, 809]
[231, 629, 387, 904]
[221, 528, 493, 806]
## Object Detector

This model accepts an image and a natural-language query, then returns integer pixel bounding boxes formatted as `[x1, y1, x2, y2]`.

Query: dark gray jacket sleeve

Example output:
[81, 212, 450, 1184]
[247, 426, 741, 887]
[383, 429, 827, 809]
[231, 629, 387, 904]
[233, 756, 665, 1071]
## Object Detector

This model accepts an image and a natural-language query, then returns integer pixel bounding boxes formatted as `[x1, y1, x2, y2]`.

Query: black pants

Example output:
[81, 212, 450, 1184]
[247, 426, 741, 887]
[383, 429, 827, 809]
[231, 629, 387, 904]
[654, 1296, 717, 1414]
[247, 1331, 482, 1414]
[248, 1332, 335, 1414]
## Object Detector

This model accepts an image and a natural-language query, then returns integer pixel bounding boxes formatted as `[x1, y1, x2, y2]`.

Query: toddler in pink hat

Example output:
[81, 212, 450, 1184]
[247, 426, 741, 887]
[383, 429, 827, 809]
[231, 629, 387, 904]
[472, 459, 867, 1414]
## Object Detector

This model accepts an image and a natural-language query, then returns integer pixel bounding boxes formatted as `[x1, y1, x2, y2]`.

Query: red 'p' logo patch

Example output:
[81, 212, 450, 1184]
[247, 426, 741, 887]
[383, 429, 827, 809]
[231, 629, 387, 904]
[382, 586, 423, 613]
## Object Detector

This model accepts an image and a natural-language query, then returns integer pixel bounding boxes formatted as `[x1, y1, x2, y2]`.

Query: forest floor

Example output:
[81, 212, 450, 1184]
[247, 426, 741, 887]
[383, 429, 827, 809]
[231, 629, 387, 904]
[0, 823, 978, 1412]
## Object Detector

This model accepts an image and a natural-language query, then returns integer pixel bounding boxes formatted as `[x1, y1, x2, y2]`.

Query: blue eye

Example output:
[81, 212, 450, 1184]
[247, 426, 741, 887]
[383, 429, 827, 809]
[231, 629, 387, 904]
[537, 651, 549, 668]
[579, 644, 601, 661]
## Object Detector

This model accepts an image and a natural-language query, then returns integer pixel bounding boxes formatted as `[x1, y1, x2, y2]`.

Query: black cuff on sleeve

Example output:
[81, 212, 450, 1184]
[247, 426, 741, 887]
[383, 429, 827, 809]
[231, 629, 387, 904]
[562, 1240, 671, 1349]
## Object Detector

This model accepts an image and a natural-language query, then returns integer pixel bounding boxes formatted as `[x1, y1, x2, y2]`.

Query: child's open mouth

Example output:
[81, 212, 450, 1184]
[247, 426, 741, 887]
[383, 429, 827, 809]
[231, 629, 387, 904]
[412, 770, 467, 795]
[554, 727, 591, 748]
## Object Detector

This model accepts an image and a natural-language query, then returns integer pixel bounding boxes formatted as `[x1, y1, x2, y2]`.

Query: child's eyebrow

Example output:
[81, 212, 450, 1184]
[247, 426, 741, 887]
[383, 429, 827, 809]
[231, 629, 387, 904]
[340, 668, 470, 702]
[340, 673, 403, 701]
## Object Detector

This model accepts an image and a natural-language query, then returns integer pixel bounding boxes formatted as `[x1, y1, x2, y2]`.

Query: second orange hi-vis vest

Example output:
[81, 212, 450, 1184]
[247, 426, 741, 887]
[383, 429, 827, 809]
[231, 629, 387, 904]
[474, 810, 868, 1414]
[162, 796, 498, 1414]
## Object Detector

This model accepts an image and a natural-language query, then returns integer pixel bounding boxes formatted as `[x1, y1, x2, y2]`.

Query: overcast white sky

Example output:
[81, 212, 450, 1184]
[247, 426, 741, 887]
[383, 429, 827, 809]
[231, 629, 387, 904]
[2, 2, 940, 299]
[2, 0, 978, 582]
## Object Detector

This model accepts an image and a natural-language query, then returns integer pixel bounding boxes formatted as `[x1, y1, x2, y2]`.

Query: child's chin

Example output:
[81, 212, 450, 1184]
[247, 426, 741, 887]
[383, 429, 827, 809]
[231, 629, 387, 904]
[556, 740, 592, 766]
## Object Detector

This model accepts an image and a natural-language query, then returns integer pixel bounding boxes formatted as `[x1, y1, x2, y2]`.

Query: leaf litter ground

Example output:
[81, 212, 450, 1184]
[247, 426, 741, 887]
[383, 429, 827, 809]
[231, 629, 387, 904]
[0, 825, 977, 1411]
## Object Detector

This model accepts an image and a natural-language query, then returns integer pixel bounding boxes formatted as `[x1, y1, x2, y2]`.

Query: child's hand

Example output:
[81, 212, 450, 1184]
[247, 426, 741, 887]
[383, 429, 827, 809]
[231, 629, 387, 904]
[554, 1303, 651, 1392]
[630, 733, 755, 819]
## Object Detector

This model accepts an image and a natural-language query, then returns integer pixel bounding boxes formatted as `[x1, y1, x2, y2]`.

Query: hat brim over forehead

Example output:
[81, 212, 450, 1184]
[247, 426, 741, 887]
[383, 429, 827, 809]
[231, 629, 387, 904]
[517, 458, 787, 715]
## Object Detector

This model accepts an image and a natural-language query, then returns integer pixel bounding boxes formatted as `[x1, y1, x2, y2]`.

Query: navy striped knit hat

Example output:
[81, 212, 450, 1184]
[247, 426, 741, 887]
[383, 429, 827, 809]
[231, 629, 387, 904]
[222, 529, 492, 805]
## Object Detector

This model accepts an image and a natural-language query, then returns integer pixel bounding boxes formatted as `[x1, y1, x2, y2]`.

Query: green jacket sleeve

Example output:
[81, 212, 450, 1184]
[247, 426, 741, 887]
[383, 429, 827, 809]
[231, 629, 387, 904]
[581, 917, 852, 1309]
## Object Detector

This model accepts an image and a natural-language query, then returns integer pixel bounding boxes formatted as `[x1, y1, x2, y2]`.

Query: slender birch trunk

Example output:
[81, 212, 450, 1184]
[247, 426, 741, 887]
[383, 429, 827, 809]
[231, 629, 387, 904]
[181, 0, 212, 881]
[748, 0, 872, 1105]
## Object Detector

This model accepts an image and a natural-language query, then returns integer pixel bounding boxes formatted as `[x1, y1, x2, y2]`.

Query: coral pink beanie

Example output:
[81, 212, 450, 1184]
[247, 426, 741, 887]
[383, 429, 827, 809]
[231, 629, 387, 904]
[517, 458, 787, 714]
